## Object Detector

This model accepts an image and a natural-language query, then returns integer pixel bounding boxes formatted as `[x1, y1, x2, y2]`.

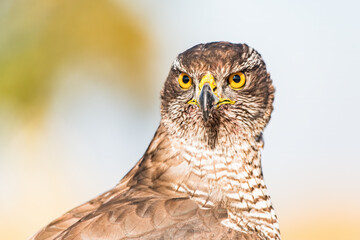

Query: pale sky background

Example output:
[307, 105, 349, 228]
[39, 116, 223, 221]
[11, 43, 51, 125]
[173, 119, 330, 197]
[0, 0, 359, 239]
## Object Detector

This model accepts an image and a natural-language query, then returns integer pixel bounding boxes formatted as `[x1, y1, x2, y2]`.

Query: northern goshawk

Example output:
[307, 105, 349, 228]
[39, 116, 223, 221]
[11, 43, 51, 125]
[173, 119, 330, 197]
[31, 42, 281, 240]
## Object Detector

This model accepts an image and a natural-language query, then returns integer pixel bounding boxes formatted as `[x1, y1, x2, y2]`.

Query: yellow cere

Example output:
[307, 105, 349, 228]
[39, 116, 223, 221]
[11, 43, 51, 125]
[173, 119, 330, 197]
[229, 72, 246, 89]
[199, 73, 217, 92]
[178, 73, 192, 89]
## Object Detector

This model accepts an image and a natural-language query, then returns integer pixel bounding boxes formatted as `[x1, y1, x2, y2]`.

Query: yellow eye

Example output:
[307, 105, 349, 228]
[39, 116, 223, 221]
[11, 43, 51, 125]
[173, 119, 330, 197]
[178, 73, 192, 89]
[229, 72, 246, 89]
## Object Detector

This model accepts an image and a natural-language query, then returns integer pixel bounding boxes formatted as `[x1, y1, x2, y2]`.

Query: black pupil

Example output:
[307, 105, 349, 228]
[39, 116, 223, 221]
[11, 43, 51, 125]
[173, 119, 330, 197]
[182, 75, 190, 84]
[233, 75, 241, 83]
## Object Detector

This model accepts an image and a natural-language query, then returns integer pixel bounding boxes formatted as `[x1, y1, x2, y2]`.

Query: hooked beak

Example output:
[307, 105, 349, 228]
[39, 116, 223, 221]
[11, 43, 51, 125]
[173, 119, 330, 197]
[199, 83, 217, 121]
[188, 73, 235, 121]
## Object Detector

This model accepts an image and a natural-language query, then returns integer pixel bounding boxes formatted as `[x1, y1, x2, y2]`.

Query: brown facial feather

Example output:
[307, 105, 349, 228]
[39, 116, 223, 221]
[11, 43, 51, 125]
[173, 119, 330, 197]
[30, 42, 280, 240]
[161, 42, 274, 145]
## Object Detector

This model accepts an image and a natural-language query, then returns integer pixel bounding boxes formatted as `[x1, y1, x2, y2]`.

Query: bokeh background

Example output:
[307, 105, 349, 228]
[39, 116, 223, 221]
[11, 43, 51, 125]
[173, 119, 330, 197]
[1, 0, 359, 239]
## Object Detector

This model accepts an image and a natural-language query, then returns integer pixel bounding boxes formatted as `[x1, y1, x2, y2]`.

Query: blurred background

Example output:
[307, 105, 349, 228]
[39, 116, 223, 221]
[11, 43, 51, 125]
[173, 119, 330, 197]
[0, 0, 359, 239]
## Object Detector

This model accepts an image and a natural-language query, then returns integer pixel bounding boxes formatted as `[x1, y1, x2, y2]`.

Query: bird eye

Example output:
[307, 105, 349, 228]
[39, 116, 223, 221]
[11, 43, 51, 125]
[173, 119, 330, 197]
[178, 73, 192, 89]
[228, 72, 246, 89]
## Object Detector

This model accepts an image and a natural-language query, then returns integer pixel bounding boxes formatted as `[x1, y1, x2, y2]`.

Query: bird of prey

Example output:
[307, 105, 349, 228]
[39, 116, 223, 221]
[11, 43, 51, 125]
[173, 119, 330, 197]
[30, 42, 281, 240]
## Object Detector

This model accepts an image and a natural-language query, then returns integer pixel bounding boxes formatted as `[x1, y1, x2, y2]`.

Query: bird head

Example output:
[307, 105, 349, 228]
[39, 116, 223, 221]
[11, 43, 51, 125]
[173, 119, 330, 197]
[160, 42, 274, 144]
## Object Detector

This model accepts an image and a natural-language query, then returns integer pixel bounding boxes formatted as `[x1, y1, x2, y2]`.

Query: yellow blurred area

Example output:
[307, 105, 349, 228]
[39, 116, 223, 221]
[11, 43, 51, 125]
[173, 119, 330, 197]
[0, 0, 153, 116]
[0, 0, 156, 239]
[285, 218, 359, 240]
[280, 207, 360, 240]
